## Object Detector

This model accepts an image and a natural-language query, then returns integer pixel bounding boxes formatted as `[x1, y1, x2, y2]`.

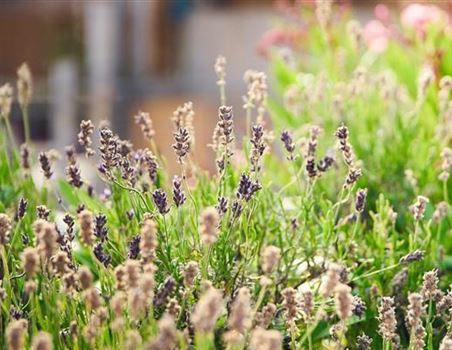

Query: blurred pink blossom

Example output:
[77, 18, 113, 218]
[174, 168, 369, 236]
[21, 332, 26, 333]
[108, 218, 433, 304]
[374, 4, 390, 23]
[400, 4, 448, 35]
[363, 20, 390, 52]
[258, 28, 294, 56]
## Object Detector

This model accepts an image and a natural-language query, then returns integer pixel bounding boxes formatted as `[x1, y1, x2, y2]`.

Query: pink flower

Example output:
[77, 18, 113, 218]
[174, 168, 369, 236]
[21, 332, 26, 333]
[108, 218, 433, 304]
[401, 4, 448, 35]
[258, 29, 294, 56]
[375, 4, 390, 23]
[363, 20, 390, 53]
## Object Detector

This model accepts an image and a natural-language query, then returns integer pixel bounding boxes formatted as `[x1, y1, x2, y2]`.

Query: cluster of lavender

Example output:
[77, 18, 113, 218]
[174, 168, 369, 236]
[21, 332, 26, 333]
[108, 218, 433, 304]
[0, 54, 451, 350]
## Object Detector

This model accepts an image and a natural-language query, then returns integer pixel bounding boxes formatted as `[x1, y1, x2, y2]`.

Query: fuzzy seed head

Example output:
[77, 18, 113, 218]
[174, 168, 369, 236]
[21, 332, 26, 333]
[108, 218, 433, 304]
[421, 269, 440, 301]
[146, 314, 178, 350]
[432, 202, 449, 224]
[192, 287, 223, 334]
[134, 111, 155, 142]
[51, 251, 70, 276]
[281, 287, 299, 322]
[124, 330, 141, 350]
[78, 120, 95, 157]
[140, 218, 157, 263]
[410, 195, 429, 221]
[320, 263, 341, 298]
[0, 213, 11, 245]
[31, 331, 53, 350]
[77, 266, 93, 290]
[214, 55, 226, 86]
[261, 245, 280, 275]
[227, 287, 252, 335]
[17, 63, 33, 108]
[78, 210, 95, 246]
[35, 220, 58, 259]
[0, 83, 13, 118]
[6, 319, 28, 350]
[199, 207, 220, 245]
[84, 287, 102, 311]
[124, 259, 141, 289]
[440, 337, 452, 350]
[183, 261, 199, 288]
[335, 284, 353, 321]
[377, 297, 397, 342]
[250, 328, 282, 350]
[255, 303, 277, 329]
[357, 334, 373, 350]
[21, 247, 40, 278]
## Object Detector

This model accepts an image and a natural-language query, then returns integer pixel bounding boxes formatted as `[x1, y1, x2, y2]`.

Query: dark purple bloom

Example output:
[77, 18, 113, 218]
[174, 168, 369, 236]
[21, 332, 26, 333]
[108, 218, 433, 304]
[399, 250, 424, 265]
[355, 188, 367, 213]
[306, 157, 317, 178]
[172, 127, 190, 163]
[153, 189, 169, 215]
[153, 276, 176, 308]
[237, 174, 261, 201]
[352, 296, 366, 318]
[128, 235, 141, 260]
[66, 164, 83, 188]
[94, 214, 108, 241]
[232, 201, 243, 219]
[126, 209, 135, 221]
[317, 155, 334, 172]
[280, 130, 295, 160]
[93, 242, 111, 267]
[17, 197, 28, 219]
[172, 175, 186, 207]
[216, 196, 228, 217]
[38, 152, 53, 179]
[36, 205, 50, 220]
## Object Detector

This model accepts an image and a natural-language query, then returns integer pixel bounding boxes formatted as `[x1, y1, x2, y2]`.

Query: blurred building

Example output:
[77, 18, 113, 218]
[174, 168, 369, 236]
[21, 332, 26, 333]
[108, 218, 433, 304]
[0, 0, 280, 173]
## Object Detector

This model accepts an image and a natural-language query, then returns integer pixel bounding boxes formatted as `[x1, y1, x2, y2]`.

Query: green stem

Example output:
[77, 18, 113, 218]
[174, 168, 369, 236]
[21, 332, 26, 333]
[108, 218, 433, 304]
[21, 107, 30, 144]
[351, 263, 400, 282]
[112, 180, 151, 212]
[443, 180, 449, 203]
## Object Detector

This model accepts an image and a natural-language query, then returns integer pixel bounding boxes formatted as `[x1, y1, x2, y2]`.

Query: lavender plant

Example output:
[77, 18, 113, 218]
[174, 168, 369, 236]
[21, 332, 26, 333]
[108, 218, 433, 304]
[0, 6, 451, 349]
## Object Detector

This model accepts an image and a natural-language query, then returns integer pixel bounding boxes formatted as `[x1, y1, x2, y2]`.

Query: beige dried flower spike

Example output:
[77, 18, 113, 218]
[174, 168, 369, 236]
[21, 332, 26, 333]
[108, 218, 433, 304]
[0, 83, 13, 119]
[406, 293, 426, 350]
[439, 147, 451, 182]
[21, 247, 40, 278]
[261, 245, 281, 275]
[78, 266, 93, 290]
[78, 120, 95, 157]
[243, 69, 268, 125]
[192, 287, 223, 334]
[410, 196, 429, 221]
[377, 297, 397, 345]
[134, 111, 155, 142]
[6, 319, 28, 350]
[183, 261, 199, 288]
[17, 63, 33, 109]
[250, 328, 282, 350]
[0, 213, 11, 245]
[145, 314, 177, 350]
[35, 220, 58, 259]
[78, 210, 95, 246]
[335, 283, 353, 322]
[140, 217, 157, 263]
[31, 331, 53, 350]
[199, 207, 220, 245]
[215, 55, 227, 105]
[224, 287, 252, 346]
